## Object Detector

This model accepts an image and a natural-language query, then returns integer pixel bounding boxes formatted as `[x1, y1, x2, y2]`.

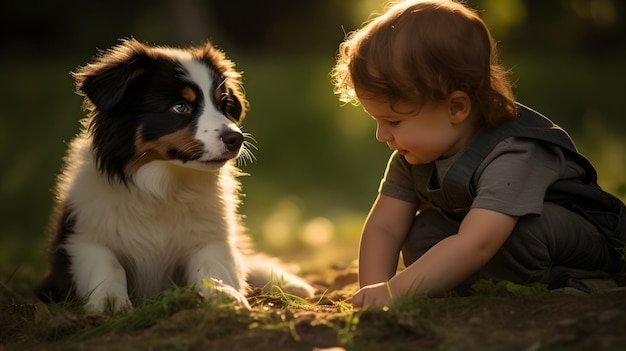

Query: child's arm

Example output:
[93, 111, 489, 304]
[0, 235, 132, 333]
[353, 208, 517, 307]
[357, 194, 418, 288]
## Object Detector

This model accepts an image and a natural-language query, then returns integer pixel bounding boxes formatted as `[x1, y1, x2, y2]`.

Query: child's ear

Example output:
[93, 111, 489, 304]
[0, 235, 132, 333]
[448, 91, 471, 124]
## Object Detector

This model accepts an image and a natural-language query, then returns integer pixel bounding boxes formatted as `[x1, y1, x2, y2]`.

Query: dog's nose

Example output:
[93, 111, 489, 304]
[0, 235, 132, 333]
[221, 130, 244, 151]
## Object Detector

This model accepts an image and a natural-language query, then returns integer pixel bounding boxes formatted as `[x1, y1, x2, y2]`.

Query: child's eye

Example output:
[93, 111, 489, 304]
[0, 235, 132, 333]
[388, 120, 401, 126]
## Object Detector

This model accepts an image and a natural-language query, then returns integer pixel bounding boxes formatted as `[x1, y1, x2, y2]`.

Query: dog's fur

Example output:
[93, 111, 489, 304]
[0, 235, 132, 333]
[36, 39, 314, 313]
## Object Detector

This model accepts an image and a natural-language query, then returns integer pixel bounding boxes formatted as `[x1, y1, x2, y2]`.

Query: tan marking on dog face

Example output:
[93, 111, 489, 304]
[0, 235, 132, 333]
[126, 126, 205, 174]
[181, 86, 197, 103]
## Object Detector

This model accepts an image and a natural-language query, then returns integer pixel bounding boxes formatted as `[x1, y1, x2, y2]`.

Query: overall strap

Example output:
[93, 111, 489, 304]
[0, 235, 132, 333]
[442, 103, 589, 213]
[436, 103, 625, 250]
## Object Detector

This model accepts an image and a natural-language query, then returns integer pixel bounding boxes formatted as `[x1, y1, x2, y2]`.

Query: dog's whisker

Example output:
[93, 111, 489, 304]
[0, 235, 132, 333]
[242, 132, 258, 149]
[237, 132, 257, 166]
[242, 141, 257, 155]
[235, 145, 253, 167]
[216, 75, 227, 91]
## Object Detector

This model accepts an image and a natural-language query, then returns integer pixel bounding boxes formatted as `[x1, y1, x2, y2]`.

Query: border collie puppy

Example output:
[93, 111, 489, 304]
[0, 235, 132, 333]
[36, 39, 314, 313]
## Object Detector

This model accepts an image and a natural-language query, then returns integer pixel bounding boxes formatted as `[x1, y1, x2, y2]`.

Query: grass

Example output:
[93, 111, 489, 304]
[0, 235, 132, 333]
[3, 272, 626, 350]
[1, 283, 424, 349]
[6, 285, 252, 349]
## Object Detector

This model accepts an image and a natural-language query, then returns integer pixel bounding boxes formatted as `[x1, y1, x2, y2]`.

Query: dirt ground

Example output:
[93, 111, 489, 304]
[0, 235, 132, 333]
[2, 269, 626, 351]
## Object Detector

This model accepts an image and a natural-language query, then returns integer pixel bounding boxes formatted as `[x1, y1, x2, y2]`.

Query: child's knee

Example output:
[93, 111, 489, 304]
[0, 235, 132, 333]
[401, 209, 459, 266]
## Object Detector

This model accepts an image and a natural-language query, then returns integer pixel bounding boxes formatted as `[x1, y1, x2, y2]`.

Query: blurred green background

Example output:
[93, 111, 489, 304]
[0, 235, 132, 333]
[1, 0, 625, 290]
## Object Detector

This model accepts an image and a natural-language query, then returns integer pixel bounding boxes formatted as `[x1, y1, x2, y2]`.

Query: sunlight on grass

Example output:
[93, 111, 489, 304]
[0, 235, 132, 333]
[261, 198, 347, 248]
[301, 217, 335, 247]
[254, 194, 363, 272]
[261, 197, 305, 249]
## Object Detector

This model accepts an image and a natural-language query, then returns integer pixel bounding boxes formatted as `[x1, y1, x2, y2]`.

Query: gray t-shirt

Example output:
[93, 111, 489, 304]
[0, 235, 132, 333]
[379, 137, 586, 217]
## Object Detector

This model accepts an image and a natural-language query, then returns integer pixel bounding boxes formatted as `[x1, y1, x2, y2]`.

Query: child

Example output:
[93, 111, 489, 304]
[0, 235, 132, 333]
[331, 0, 625, 308]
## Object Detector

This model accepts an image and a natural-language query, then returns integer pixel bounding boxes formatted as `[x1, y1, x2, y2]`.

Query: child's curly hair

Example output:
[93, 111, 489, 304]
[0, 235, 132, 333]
[331, 0, 516, 127]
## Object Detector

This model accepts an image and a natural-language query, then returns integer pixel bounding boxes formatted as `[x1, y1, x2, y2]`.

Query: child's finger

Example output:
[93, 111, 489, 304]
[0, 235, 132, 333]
[352, 292, 364, 308]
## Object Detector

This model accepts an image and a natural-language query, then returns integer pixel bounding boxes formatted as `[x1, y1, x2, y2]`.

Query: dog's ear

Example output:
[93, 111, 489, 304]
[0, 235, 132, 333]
[74, 39, 149, 112]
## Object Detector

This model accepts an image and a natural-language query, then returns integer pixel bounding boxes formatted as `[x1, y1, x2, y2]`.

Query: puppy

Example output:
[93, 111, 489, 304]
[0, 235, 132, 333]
[35, 38, 314, 313]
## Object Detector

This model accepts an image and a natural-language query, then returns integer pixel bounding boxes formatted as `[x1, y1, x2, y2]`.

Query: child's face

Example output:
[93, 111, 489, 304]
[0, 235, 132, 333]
[358, 96, 470, 164]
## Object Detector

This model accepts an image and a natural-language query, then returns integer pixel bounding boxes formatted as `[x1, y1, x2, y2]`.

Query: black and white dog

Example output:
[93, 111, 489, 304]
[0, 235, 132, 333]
[36, 39, 314, 313]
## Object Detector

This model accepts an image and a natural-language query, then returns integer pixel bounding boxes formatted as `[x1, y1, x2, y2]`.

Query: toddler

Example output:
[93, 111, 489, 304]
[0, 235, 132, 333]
[331, 0, 625, 307]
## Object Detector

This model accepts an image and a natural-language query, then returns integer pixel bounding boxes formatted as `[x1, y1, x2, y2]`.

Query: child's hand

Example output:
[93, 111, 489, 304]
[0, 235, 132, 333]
[352, 282, 393, 308]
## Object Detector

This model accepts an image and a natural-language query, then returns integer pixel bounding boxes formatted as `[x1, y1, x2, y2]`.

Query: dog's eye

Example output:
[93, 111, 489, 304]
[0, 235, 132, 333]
[171, 102, 190, 114]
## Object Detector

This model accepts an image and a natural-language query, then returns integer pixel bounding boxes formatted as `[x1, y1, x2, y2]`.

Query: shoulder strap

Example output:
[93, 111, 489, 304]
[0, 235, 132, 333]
[442, 103, 589, 213]
[440, 104, 625, 250]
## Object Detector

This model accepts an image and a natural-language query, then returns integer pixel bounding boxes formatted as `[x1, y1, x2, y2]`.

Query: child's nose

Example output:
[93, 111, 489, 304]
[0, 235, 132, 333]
[376, 124, 392, 142]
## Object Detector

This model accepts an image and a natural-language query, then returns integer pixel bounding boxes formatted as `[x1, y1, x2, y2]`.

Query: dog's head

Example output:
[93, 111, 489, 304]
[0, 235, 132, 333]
[74, 38, 251, 183]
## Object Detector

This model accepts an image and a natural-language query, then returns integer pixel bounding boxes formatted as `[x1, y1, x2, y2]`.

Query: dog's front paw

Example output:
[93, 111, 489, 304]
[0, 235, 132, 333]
[278, 279, 316, 299]
[85, 293, 133, 315]
[198, 278, 251, 310]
